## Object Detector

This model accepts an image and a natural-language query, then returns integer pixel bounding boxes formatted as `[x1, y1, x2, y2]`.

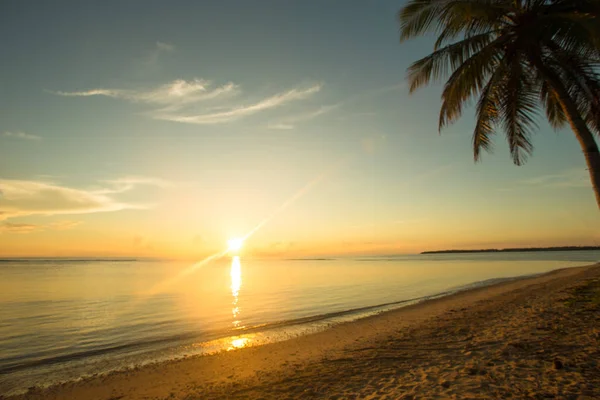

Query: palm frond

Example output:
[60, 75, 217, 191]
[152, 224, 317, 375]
[543, 43, 600, 134]
[433, 0, 512, 49]
[399, 0, 448, 42]
[399, 0, 511, 43]
[536, 0, 600, 58]
[545, 0, 600, 15]
[439, 37, 505, 130]
[407, 32, 495, 93]
[540, 81, 567, 130]
[473, 59, 508, 161]
[540, 15, 600, 60]
[499, 55, 539, 165]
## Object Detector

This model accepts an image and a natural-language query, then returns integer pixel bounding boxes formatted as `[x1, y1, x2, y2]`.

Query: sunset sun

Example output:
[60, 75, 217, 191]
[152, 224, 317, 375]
[227, 237, 244, 252]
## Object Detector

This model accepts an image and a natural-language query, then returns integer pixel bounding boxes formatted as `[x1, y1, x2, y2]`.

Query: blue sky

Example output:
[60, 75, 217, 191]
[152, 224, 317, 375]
[0, 0, 598, 257]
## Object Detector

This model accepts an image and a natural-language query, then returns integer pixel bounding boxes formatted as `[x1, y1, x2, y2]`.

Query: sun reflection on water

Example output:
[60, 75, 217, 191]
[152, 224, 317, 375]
[230, 256, 242, 329]
[229, 256, 251, 350]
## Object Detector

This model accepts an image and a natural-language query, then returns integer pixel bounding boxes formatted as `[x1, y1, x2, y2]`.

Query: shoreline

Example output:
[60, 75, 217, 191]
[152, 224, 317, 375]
[8, 262, 600, 399]
[0, 270, 553, 395]
[0, 270, 547, 394]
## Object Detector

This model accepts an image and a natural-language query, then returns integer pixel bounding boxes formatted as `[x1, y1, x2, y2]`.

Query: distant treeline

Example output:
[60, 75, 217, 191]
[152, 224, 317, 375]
[421, 246, 600, 254]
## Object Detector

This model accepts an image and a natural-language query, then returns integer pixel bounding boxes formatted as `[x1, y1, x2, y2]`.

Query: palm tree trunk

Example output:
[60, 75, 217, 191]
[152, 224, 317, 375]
[535, 60, 600, 210]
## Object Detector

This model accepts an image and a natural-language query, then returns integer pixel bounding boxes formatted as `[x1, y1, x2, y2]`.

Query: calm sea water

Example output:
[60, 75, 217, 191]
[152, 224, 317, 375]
[1, 251, 598, 395]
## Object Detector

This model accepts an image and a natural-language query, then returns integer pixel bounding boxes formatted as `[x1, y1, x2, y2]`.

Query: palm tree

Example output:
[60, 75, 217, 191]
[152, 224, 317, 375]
[398, 0, 600, 209]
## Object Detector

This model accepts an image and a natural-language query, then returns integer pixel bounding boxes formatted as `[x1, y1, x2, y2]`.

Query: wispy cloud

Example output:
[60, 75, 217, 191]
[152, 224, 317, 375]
[53, 79, 239, 109]
[0, 223, 39, 233]
[53, 79, 321, 125]
[96, 177, 173, 194]
[2, 131, 41, 140]
[267, 82, 404, 129]
[54, 79, 403, 128]
[156, 84, 322, 124]
[0, 177, 165, 220]
[0, 220, 82, 234]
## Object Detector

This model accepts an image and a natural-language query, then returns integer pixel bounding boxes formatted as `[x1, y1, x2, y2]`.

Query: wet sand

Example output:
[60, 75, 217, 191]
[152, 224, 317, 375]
[11, 263, 600, 399]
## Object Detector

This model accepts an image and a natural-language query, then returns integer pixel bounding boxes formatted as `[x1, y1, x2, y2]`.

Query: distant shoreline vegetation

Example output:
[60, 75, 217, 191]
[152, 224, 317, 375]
[421, 246, 600, 254]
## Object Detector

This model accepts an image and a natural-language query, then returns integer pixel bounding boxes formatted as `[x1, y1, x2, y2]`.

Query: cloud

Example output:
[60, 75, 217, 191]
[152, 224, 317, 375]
[55, 79, 405, 128]
[0, 220, 82, 234]
[521, 169, 591, 188]
[154, 84, 323, 124]
[53, 77, 321, 125]
[2, 131, 41, 140]
[267, 82, 404, 129]
[53, 89, 119, 98]
[0, 223, 39, 233]
[0, 178, 160, 220]
[97, 177, 173, 194]
[53, 79, 239, 109]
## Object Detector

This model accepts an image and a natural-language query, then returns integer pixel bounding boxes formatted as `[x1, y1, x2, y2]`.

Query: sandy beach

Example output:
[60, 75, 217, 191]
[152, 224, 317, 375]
[10, 263, 600, 400]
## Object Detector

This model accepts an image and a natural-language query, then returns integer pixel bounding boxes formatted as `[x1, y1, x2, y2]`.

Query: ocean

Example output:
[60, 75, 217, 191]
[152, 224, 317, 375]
[1, 251, 598, 395]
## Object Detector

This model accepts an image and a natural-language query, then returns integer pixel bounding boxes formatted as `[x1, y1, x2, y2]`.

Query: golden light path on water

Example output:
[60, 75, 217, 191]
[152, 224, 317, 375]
[230, 256, 242, 329]
[227, 256, 250, 350]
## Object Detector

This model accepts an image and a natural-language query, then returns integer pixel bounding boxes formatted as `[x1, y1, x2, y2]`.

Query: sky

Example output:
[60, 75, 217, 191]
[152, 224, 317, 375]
[0, 0, 598, 259]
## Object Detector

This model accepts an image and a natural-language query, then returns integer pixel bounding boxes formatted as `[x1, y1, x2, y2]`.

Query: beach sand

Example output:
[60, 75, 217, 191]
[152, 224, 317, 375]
[11, 263, 600, 400]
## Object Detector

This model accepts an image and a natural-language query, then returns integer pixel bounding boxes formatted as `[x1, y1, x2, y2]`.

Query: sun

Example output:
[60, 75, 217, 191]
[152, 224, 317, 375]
[227, 237, 244, 252]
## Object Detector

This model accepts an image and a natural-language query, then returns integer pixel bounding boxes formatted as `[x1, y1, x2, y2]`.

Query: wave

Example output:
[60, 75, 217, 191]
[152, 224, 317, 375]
[0, 295, 434, 376]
